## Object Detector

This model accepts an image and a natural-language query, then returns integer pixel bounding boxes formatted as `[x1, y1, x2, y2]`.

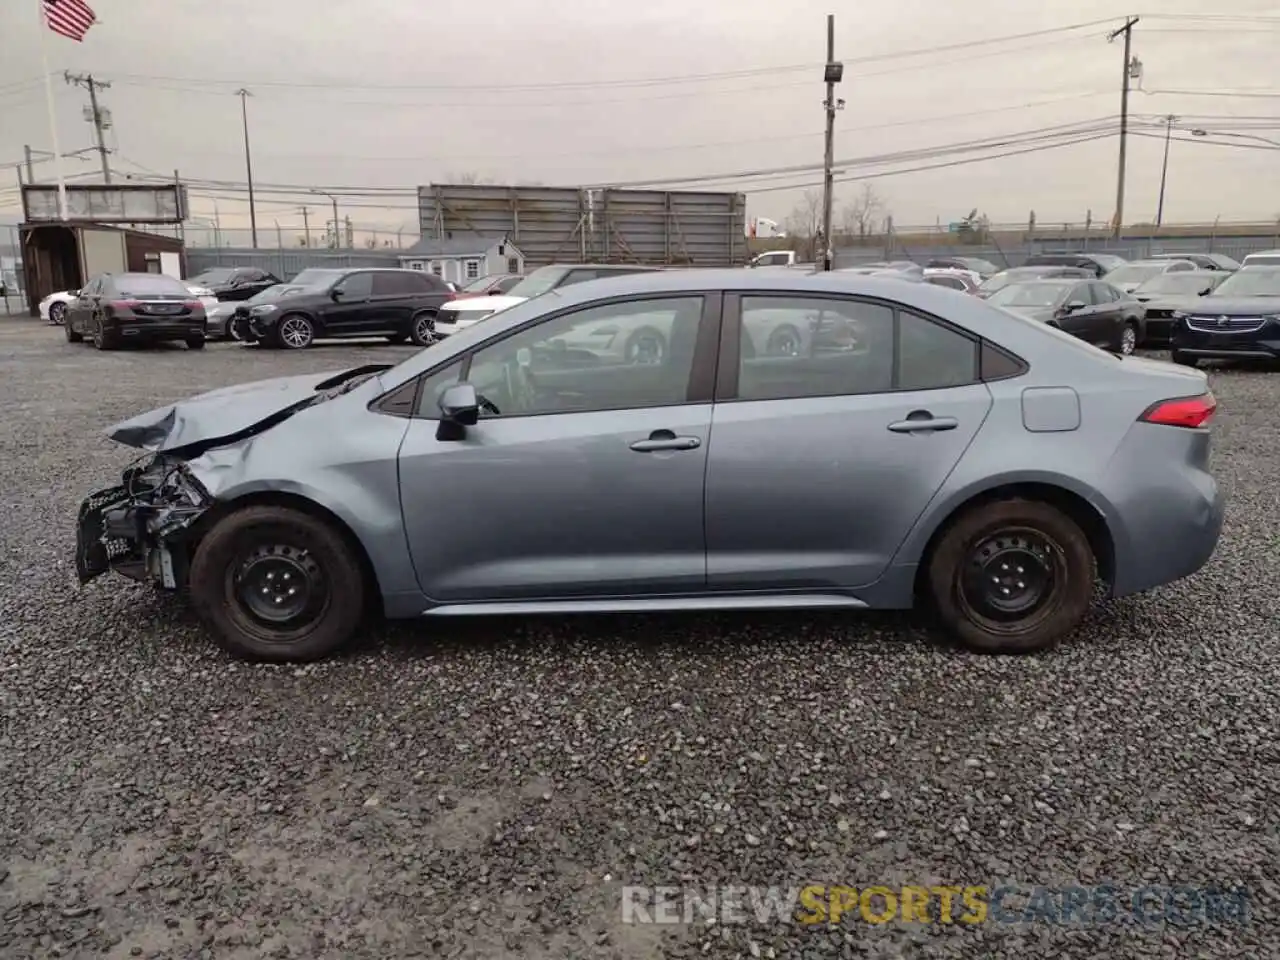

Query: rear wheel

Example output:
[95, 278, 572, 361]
[186, 336, 206, 350]
[64, 316, 82, 343]
[765, 325, 802, 357]
[1171, 350, 1199, 368]
[1120, 321, 1138, 355]
[410, 311, 436, 346]
[189, 505, 366, 662]
[926, 499, 1095, 654]
[91, 318, 117, 351]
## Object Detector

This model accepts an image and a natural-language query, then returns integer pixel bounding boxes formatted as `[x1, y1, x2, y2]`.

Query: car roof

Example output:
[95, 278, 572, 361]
[381, 268, 1133, 392]
[541, 263, 663, 271]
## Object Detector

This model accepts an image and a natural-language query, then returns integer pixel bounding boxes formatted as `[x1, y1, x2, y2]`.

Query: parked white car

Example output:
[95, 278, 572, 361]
[39, 289, 77, 323]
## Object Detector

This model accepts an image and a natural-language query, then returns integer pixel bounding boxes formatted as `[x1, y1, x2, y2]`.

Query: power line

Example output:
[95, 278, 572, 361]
[99, 19, 1121, 95]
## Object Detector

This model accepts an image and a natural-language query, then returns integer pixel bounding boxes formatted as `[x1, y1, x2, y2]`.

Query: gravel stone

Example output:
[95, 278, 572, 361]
[1, 327, 1277, 959]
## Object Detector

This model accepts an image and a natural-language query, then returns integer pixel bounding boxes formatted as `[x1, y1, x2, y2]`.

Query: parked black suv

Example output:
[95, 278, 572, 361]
[189, 266, 282, 302]
[236, 267, 454, 349]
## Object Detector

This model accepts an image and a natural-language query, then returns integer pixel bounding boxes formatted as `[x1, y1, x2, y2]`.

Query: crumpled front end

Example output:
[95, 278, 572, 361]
[76, 456, 215, 588]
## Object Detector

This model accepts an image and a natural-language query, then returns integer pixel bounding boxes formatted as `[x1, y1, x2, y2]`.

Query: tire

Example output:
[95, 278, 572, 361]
[91, 318, 117, 351]
[623, 326, 667, 365]
[765, 325, 802, 357]
[409, 311, 436, 347]
[65, 316, 82, 343]
[189, 505, 366, 662]
[186, 337, 206, 350]
[49, 301, 66, 325]
[1120, 321, 1138, 355]
[926, 498, 1095, 654]
[1171, 350, 1199, 368]
[273, 313, 314, 350]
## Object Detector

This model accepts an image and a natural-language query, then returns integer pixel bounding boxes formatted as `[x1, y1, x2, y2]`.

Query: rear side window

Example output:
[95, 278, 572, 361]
[112, 274, 191, 297]
[373, 271, 427, 296]
[731, 296, 980, 402]
[336, 272, 374, 297]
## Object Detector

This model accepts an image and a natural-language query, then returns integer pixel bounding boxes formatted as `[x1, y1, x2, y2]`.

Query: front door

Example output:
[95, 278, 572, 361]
[397, 293, 720, 602]
[705, 294, 993, 591]
[319, 271, 375, 335]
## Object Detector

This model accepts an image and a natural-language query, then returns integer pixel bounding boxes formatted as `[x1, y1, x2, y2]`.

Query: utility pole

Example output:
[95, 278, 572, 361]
[820, 14, 843, 272]
[315, 191, 340, 248]
[235, 89, 258, 248]
[300, 206, 311, 248]
[23, 145, 34, 183]
[1156, 113, 1177, 227]
[1107, 16, 1139, 240]
[64, 72, 113, 182]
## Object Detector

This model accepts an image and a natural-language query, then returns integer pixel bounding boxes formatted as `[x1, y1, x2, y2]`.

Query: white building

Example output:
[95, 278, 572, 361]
[398, 236, 524, 285]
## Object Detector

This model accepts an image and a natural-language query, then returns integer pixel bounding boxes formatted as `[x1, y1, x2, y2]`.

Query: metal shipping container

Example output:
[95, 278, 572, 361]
[417, 184, 747, 268]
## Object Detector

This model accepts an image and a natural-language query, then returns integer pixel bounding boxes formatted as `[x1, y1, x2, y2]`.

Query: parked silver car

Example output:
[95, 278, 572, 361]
[75, 271, 1224, 661]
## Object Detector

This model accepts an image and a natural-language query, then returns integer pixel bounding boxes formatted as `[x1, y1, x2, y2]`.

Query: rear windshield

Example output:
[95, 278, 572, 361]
[114, 275, 192, 297]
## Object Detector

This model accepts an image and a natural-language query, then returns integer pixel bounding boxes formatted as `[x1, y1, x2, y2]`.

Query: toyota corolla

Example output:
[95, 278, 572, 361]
[75, 271, 1224, 662]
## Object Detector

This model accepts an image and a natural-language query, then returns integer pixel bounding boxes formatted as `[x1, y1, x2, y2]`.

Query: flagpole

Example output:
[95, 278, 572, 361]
[37, 0, 69, 220]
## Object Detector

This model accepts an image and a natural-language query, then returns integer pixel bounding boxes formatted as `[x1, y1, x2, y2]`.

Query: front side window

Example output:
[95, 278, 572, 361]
[457, 296, 706, 418]
[336, 272, 374, 298]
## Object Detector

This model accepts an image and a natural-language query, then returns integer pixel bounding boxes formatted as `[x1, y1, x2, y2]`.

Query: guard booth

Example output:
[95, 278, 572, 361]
[18, 183, 188, 317]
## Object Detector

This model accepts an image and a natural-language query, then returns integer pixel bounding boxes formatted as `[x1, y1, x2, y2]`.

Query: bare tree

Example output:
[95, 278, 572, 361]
[840, 183, 888, 239]
[449, 172, 495, 186]
[784, 188, 824, 259]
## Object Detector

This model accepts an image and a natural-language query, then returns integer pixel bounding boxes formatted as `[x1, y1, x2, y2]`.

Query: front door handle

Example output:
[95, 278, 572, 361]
[630, 430, 702, 452]
[887, 412, 959, 434]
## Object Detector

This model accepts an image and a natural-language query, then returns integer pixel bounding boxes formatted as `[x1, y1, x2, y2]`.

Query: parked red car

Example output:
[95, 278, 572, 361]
[449, 273, 523, 300]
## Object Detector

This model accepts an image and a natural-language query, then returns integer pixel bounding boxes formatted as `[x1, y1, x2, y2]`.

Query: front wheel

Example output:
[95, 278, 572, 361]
[49, 301, 66, 325]
[1171, 350, 1199, 368]
[189, 505, 367, 662]
[65, 316, 82, 342]
[624, 327, 667, 365]
[410, 312, 436, 347]
[274, 314, 315, 350]
[926, 499, 1095, 654]
[186, 337, 206, 350]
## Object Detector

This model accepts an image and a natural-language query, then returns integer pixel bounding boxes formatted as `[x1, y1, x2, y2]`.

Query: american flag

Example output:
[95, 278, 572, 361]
[43, 0, 97, 42]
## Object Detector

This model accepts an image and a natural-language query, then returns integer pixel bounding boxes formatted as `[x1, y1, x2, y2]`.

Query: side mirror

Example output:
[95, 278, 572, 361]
[329, 286, 344, 301]
[1064, 300, 1087, 313]
[438, 382, 480, 426]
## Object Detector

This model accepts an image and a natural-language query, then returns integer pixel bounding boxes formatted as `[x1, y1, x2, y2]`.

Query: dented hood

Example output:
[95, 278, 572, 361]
[106, 366, 388, 453]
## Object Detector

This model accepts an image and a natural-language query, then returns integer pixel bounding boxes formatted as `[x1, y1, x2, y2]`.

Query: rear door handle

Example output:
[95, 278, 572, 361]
[887, 414, 959, 434]
[630, 430, 702, 452]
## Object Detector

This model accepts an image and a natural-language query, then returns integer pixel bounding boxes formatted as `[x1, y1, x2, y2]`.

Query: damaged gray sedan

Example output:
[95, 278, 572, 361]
[77, 269, 1223, 662]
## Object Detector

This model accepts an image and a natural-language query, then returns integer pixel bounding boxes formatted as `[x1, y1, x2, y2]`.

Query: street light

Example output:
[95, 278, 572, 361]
[1189, 129, 1280, 149]
[312, 190, 340, 248]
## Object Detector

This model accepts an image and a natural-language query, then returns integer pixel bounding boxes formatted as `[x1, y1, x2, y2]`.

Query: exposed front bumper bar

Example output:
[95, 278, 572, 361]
[75, 459, 214, 587]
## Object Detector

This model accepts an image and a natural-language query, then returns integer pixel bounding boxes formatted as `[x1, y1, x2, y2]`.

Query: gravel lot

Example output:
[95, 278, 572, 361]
[1, 319, 1277, 959]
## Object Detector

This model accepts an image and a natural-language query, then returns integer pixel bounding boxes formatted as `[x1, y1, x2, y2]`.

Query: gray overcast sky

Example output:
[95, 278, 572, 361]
[1, 0, 1278, 240]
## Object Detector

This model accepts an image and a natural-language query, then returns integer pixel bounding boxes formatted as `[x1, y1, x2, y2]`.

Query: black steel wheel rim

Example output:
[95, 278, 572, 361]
[230, 543, 327, 633]
[957, 526, 1064, 630]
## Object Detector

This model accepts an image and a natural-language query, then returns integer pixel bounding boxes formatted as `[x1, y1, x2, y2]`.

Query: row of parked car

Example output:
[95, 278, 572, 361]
[39, 247, 1280, 367]
[832, 249, 1280, 365]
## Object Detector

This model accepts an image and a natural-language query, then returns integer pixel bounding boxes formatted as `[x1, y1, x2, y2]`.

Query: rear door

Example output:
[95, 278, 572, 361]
[1086, 282, 1123, 346]
[67, 276, 100, 333]
[370, 270, 419, 331]
[704, 293, 993, 591]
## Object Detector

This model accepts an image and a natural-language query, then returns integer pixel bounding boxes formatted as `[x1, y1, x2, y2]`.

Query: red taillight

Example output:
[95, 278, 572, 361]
[1139, 392, 1217, 428]
[184, 300, 203, 310]
[109, 299, 141, 311]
